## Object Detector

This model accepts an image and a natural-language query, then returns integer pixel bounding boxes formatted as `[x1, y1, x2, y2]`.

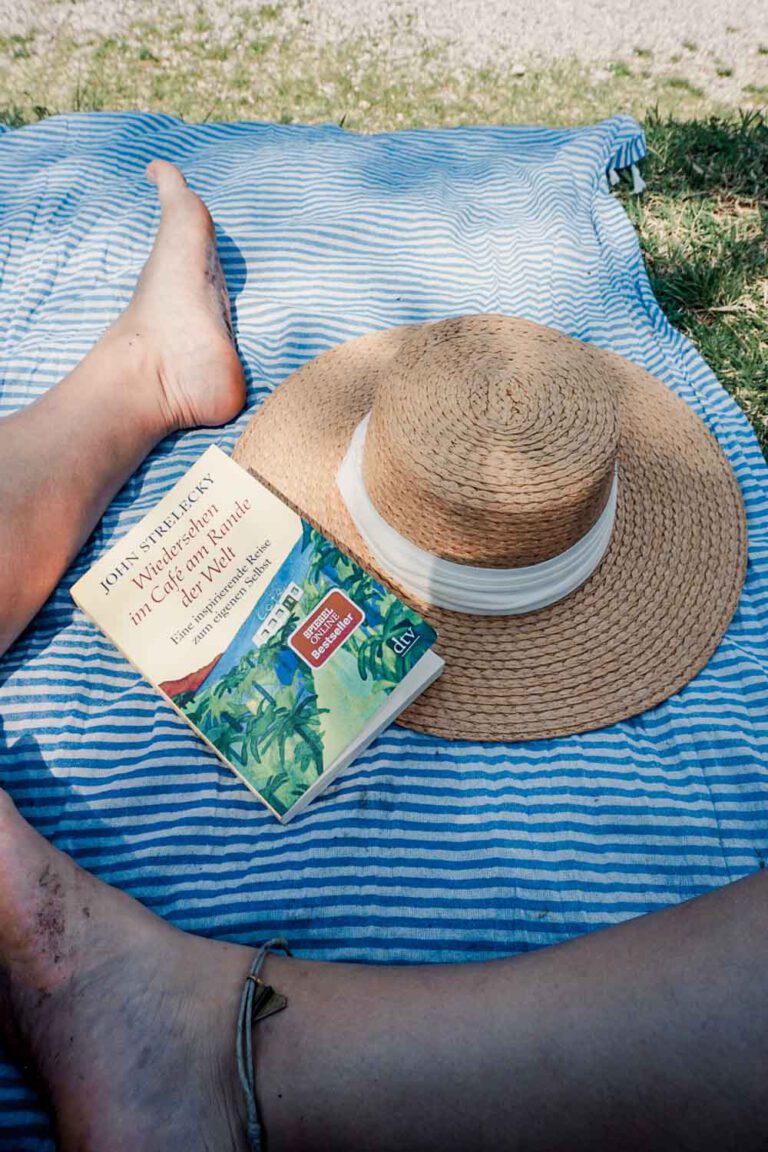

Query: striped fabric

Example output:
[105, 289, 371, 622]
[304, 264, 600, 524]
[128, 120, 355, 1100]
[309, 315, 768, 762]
[0, 111, 766, 1149]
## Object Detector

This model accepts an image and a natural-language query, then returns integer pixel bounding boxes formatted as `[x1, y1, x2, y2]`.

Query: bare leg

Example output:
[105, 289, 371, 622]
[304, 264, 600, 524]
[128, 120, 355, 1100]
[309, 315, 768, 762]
[261, 872, 768, 1152]
[0, 785, 766, 1152]
[0, 160, 245, 656]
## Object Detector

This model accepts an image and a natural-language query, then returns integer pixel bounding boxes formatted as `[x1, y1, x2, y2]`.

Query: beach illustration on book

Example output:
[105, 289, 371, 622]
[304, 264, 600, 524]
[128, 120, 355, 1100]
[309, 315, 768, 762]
[165, 523, 435, 817]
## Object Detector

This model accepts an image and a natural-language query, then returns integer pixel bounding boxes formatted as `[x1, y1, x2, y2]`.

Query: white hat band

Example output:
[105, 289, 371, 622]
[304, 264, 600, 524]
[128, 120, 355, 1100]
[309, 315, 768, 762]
[336, 414, 618, 615]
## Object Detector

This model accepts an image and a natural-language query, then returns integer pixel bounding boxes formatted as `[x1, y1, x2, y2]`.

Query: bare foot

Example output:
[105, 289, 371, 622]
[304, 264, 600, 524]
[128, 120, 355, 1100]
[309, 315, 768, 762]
[0, 788, 252, 1152]
[108, 159, 246, 432]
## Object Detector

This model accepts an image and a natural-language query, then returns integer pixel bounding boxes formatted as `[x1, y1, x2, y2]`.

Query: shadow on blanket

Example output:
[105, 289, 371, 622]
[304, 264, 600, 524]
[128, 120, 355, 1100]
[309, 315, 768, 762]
[215, 223, 249, 342]
[0, 713, 132, 887]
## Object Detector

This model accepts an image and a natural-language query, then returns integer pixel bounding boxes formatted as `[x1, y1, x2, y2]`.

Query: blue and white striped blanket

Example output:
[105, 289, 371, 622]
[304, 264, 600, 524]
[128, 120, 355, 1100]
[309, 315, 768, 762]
[1, 112, 767, 1149]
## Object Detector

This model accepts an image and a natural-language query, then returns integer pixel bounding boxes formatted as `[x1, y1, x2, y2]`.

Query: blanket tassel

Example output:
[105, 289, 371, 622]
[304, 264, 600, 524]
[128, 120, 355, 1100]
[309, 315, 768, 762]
[606, 162, 646, 195]
[630, 163, 647, 194]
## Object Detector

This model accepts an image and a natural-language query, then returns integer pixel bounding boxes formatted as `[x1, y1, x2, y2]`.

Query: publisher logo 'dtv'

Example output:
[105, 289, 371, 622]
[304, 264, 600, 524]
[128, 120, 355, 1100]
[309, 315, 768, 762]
[386, 627, 419, 657]
[289, 589, 365, 670]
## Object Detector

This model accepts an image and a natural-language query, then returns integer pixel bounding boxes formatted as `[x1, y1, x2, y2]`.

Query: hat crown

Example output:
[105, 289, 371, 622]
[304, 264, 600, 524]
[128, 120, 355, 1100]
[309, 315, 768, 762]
[362, 316, 620, 567]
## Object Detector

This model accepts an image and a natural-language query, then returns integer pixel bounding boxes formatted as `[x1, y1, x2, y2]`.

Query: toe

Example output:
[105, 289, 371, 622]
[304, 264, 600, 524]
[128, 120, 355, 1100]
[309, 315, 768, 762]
[146, 159, 188, 203]
[147, 159, 215, 241]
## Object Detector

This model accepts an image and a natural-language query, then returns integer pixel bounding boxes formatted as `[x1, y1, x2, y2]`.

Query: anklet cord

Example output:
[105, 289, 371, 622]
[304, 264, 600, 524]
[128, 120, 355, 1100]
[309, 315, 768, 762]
[237, 937, 292, 1151]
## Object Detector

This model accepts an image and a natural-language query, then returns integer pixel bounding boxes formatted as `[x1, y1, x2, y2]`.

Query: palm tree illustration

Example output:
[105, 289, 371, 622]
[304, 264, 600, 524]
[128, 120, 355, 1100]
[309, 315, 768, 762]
[256, 612, 299, 664]
[183, 681, 233, 730]
[177, 518, 433, 803]
[356, 596, 416, 683]
[182, 694, 209, 728]
[246, 684, 328, 779]
[306, 530, 352, 588]
[345, 567, 376, 606]
[184, 650, 278, 752]
[213, 712, 246, 762]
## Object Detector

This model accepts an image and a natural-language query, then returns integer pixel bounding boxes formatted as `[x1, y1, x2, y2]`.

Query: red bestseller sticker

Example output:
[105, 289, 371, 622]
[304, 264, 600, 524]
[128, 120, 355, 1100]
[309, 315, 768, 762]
[288, 589, 365, 670]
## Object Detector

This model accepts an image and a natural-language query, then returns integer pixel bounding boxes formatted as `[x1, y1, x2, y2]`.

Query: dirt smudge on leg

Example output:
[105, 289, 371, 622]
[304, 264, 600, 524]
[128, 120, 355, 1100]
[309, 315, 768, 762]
[35, 863, 66, 966]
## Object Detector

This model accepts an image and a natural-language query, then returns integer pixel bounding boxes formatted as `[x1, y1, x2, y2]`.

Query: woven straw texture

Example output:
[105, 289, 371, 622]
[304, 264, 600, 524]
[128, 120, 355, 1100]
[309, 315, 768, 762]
[235, 314, 747, 742]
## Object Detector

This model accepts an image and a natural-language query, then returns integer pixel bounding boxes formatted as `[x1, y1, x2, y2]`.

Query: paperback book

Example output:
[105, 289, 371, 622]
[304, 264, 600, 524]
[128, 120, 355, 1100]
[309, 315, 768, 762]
[71, 445, 443, 822]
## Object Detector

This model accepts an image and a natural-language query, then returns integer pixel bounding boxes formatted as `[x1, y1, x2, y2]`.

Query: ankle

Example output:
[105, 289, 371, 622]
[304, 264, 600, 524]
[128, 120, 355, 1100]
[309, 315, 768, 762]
[222, 952, 297, 1152]
[95, 322, 181, 440]
[213, 1026, 251, 1152]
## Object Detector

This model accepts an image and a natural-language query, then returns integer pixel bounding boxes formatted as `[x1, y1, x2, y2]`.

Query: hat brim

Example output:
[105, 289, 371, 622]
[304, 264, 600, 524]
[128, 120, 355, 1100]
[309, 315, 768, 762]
[234, 317, 747, 742]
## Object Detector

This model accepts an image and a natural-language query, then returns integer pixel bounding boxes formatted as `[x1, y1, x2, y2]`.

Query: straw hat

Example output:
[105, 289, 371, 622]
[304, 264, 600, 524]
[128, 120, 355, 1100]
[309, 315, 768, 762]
[234, 315, 746, 741]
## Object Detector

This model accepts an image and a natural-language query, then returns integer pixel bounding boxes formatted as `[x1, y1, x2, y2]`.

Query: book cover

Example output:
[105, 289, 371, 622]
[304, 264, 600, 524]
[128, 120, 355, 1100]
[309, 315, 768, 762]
[71, 446, 441, 821]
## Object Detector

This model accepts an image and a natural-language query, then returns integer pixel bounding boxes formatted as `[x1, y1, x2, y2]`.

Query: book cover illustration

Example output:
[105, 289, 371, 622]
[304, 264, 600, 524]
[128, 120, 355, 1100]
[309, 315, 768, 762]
[71, 446, 437, 820]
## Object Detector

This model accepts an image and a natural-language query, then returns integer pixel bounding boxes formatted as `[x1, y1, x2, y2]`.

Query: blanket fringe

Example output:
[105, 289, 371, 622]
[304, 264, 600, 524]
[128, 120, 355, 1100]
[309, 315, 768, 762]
[607, 162, 646, 194]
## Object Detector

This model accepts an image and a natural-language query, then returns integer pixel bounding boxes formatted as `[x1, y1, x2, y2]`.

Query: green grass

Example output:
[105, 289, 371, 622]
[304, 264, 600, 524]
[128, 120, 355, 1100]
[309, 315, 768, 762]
[662, 76, 705, 95]
[621, 111, 768, 451]
[0, 7, 734, 129]
[0, 10, 765, 452]
[0, 32, 35, 60]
